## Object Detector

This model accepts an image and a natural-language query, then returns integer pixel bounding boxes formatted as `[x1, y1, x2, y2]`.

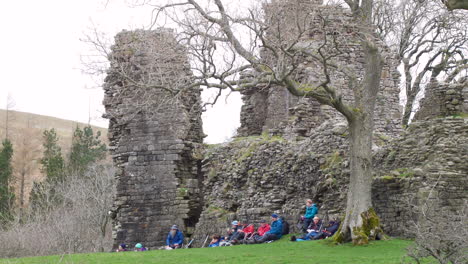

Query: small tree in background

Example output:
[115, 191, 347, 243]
[40, 129, 65, 183]
[68, 126, 106, 174]
[0, 139, 14, 224]
[30, 129, 66, 214]
[13, 127, 40, 221]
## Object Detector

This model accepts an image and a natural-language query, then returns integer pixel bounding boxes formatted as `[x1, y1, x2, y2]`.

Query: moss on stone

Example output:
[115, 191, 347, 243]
[395, 168, 415, 178]
[236, 143, 257, 163]
[379, 175, 395, 181]
[352, 208, 385, 245]
[177, 187, 188, 198]
[332, 221, 345, 244]
[384, 150, 397, 166]
[207, 168, 217, 181]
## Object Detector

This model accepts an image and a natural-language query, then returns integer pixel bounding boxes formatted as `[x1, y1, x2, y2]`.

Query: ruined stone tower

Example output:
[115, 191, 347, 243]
[103, 29, 204, 249]
[237, 0, 402, 139]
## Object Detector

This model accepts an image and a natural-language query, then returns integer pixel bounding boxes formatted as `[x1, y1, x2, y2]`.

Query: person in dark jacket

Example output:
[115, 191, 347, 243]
[302, 199, 318, 232]
[295, 216, 323, 241]
[225, 220, 241, 241]
[252, 214, 283, 243]
[312, 220, 340, 240]
[166, 225, 184, 249]
[209, 234, 223, 247]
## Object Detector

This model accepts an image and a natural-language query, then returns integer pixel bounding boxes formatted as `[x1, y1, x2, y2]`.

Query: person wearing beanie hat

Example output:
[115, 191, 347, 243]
[166, 224, 184, 249]
[223, 220, 241, 241]
[247, 213, 283, 244]
[116, 243, 127, 252]
[134, 243, 147, 251]
[257, 219, 271, 237]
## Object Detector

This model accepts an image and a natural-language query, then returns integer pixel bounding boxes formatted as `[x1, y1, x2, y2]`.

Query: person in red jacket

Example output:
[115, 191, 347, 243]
[257, 220, 271, 236]
[247, 219, 271, 241]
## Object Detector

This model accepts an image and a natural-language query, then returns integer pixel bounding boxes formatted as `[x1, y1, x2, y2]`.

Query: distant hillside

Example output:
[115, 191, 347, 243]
[0, 109, 108, 207]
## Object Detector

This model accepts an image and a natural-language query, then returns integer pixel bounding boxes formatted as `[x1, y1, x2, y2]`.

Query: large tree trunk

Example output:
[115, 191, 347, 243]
[337, 116, 383, 244]
[335, 38, 385, 245]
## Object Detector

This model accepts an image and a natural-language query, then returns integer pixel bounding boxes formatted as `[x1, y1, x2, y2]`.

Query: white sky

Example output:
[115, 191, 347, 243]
[0, 0, 242, 144]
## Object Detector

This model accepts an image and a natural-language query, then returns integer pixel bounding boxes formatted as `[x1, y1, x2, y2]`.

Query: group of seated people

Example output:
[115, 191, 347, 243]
[210, 199, 338, 246]
[209, 213, 288, 247]
[117, 200, 337, 251]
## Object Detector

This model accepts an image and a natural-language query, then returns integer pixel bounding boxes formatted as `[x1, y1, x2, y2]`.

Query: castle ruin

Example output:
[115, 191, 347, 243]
[103, 29, 204, 249]
[103, 1, 467, 248]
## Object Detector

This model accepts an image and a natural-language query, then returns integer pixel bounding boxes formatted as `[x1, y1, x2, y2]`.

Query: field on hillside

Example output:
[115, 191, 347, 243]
[0, 109, 108, 207]
[0, 238, 436, 264]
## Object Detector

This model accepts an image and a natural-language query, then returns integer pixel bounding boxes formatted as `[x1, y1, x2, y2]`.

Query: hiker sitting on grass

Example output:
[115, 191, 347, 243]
[166, 225, 184, 249]
[250, 214, 283, 244]
[293, 216, 323, 242]
[239, 224, 255, 240]
[209, 234, 223, 247]
[220, 220, 241, 246]
[227, 221, 255, 244]
[225, 220, 241, 240]
[134, 243, 148, 251]
[250, 219, 270, 240]
[116, 243, 127, 252]
[302, 199, 318, 233]
[312, 219, 340, 240]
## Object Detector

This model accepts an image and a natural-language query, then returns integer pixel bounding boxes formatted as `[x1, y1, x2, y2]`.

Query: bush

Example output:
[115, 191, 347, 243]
[404, 190, 467, 264]
[0, 164, 115, 258]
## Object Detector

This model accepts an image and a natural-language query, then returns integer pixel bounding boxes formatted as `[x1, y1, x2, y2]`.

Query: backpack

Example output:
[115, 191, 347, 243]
[281, 218, 290, 235]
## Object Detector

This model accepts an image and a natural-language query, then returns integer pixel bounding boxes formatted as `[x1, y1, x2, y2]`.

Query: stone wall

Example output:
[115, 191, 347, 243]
[103, 29, 204, 249]
[193, 117, 467, 244]
[373, 117, 468, 236]
[414, 80, 468, 120]
[237, 0, 402, 139]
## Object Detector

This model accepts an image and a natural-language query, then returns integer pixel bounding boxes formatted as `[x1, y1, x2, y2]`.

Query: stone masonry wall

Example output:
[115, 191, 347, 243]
[193, 117, 467, 244]
[414, 80, 468, 120]
[237, 0, 402, 139]
[103, 29, 204, 249]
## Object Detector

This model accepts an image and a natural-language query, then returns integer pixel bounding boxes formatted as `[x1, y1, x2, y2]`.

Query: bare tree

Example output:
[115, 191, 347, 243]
[12, 125, 40, 221]
[403, 181, 467, 264]
[3, 93, 16, 140]
[387, 0, 468, 125]
[0, 163, 115, 258]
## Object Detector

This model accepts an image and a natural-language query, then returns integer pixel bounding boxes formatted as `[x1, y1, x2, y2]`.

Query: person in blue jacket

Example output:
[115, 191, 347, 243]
[252, 213, 283, 243]
[302, 199, 318, 232]
[166, 225, 184, 249]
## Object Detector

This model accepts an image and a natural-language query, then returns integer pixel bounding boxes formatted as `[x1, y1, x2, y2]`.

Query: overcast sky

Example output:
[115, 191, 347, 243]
[0, 0, 242, 144]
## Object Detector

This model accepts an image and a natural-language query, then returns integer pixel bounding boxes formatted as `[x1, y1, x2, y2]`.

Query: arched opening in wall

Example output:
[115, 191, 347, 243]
[201, 88, 242, 144]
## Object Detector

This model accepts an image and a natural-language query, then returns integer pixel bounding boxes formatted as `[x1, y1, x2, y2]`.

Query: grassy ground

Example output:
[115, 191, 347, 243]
[0, 237, 428, 264]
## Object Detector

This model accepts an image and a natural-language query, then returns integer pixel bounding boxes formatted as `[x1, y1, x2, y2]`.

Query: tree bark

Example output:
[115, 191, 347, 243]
[402, 92, 417, 126]
[19, 171, 25, 221]
[336, 39, 385, 244]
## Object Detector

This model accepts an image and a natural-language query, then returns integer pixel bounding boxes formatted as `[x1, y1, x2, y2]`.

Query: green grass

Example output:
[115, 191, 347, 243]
[0, 238, 428, 264]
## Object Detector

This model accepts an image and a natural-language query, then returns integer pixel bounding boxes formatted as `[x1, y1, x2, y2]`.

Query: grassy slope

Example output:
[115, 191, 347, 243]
[0, 238, 423, 264]
[0, 109, 108, 206]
